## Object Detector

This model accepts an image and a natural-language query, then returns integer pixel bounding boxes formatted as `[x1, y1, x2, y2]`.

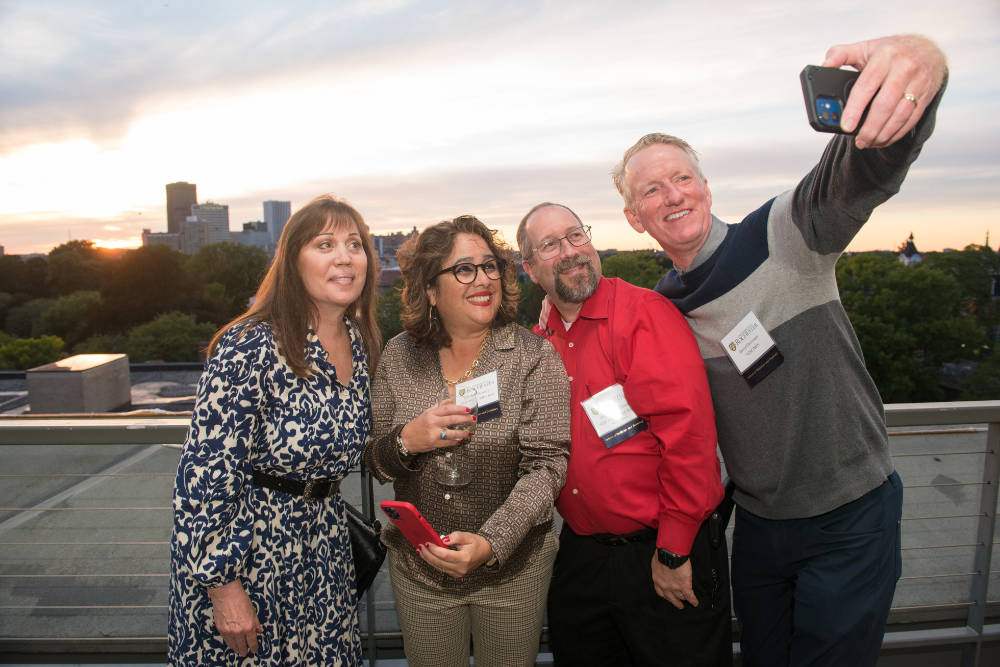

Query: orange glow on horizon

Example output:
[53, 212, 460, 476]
[92, 237, 141, 250]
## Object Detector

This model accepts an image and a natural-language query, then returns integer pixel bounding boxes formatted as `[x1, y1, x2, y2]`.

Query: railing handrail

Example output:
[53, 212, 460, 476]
[2, 400, 998, 664]
[2, 400, 997, 446]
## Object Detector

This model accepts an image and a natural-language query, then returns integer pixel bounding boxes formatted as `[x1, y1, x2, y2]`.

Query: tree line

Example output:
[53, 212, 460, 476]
[1, 240, 997, 402]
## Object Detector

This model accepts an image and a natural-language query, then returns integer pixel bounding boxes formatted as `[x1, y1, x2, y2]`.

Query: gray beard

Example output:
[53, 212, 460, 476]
[554, 257, 599, 303]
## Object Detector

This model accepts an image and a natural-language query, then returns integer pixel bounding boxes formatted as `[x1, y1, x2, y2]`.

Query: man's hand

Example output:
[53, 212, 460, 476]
[650, 554, 699, 610]
[207, 580, 263, 657]
[537, 294, 552, 331]
[823, 34, 946, 149]
[418, 531, 493, 578]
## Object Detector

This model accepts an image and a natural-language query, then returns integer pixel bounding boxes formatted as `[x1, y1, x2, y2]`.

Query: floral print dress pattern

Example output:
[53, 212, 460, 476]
[168, 319, 370, 666]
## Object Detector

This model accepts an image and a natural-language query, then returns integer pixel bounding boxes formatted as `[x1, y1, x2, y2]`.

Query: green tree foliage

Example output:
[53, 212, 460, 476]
[601, 251, 671, 289]
[377, 278, 405, 342]
[125, 312, 218, 362]
[96, 245, 202, 334]
[185, 242, 269, 319]
[46, 240, 111, 296]
[72, 332, 127, 355]
[0, 256, 28, 294]
[961, 348, 1000, 400]
[516, 278, 546, 329]
[37, 291, 102, 346]
[0, 292, 15, 333]
[23, 257, 49, 298]
[837, 253, 985, 402]
[922, 244, 1000, 336]
[0, 255, 49, 300]
[4, 298, 55, 338]
[0, 335, 65, 370]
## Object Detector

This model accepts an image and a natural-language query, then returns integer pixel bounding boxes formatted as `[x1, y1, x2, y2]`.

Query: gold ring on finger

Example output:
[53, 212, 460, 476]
[903, 92, 918, 106]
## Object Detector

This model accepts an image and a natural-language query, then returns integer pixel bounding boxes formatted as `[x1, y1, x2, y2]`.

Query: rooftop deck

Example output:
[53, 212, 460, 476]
[0, 399, 998, 665]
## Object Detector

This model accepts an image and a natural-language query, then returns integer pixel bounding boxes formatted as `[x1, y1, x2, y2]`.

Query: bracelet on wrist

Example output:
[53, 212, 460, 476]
[396, 431, 412, 458]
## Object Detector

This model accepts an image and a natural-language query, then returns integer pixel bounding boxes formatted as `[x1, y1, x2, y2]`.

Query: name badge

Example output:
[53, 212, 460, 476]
[721, 311, 784, 387]
[581, 383, 648, 448]
[455, 371, 502, 422]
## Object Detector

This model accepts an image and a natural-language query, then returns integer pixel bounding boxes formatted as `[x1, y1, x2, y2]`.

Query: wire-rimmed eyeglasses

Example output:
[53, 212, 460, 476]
[531, 226, 592, 261]
[435, 258, 506, 284]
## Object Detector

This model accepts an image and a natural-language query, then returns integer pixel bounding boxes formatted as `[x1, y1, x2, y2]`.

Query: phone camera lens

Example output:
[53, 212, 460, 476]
[385, 508, 399, 519]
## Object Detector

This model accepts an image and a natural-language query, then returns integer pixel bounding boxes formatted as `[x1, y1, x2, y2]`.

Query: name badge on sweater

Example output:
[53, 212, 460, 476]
[721, 311, 783, 387]
[581, 383, 648, 447]
[455, 371, 501, 422]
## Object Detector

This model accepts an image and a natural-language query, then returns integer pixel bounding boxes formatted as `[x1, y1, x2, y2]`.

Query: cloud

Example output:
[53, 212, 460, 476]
[1, 0, 999, 254]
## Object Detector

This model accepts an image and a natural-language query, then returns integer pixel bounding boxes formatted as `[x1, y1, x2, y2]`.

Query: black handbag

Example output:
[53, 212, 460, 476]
[345, 501, 386, 598]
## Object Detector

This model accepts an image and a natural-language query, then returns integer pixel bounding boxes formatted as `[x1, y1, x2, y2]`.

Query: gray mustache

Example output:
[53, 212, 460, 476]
[555, 255, 592, 274]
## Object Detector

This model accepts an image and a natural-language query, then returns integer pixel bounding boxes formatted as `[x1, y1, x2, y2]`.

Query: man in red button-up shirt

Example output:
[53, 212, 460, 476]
[517, 202, 731, 666]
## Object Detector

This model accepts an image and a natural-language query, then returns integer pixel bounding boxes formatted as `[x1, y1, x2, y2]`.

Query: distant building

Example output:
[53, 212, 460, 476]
[898, 232, 922, 265]
[165, 182, 198, 235]
[373, 227, 419, 264]
[263, 201, 291, 245]
[181, 203, 230, 255]
[141, 229, 181, 252]
[230, 220, 271, 251]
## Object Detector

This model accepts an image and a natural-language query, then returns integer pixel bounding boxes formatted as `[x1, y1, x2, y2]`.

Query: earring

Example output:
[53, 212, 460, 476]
[428, 303, 435, 321]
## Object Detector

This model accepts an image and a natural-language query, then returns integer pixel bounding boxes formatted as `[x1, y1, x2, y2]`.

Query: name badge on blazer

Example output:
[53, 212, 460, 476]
[581, 383, 648, 448]
[721, 311, 784, 387]
[455, 371, 501, 422]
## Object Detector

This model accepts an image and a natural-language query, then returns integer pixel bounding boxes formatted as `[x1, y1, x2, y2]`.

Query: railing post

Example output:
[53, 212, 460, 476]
[961, 421, 998, 667]
[360, 465, 379, 666]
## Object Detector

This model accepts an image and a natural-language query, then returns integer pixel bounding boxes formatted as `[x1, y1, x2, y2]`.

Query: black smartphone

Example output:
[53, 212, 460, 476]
[799, 65, 863, 134]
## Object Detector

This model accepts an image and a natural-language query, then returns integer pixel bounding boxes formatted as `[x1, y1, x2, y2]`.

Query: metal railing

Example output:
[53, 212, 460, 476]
[1, 401, 998, 665]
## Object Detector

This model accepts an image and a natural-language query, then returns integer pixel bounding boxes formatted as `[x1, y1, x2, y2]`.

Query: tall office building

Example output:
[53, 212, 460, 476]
[263, 200, 291, 245]
[165, 182, 198, 235]
[182, 203, 230, 254]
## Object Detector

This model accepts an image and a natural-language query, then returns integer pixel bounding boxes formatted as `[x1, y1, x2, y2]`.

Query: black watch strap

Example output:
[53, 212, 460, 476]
[657, 548, 690, 569]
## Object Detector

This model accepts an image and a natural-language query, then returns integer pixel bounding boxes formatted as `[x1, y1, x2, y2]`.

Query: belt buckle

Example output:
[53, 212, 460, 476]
[303, 479, 319, 501]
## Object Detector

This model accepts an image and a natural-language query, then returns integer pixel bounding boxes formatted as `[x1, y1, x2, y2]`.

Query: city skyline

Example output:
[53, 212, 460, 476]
[1, 1, 998, 255]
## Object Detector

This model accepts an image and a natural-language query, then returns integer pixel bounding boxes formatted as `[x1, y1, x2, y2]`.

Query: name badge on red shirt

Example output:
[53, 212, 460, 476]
[581, 383, 648, 448]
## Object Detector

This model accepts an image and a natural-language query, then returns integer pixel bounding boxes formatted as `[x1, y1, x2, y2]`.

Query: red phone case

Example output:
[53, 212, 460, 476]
[380, 500, 450, 549]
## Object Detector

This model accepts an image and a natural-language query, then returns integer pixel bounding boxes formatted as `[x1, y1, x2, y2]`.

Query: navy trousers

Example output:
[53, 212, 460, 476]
[732, 472, 903, 667]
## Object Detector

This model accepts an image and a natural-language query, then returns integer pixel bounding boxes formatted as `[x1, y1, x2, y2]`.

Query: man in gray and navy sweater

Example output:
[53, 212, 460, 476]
[612, 34, 947, 667]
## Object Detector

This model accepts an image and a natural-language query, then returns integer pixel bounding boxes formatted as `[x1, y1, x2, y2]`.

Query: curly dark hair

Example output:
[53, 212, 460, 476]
[397, 215, 519, 349]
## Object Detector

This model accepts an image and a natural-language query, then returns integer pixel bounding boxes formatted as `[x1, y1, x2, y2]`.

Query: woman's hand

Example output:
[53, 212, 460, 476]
[398, 398, 476, 454]
[417, 531, 494, 578]
[207, 580, 263, 657]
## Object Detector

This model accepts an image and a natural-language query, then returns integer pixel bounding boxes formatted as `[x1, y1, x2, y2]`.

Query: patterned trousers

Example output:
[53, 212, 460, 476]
[388, 531, 557, 667]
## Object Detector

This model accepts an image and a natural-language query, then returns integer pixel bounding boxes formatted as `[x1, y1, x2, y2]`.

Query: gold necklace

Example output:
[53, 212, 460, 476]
[442, 331, 490, 385]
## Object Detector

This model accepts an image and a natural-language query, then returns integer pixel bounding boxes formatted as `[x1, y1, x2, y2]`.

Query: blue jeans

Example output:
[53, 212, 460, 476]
[732, 472, 902, 667]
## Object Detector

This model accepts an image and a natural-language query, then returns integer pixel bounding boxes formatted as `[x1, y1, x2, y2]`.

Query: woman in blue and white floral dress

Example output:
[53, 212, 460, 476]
[168, 195, 382, 665]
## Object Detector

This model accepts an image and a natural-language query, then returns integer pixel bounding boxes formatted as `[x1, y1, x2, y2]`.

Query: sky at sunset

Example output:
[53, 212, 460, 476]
[1, 0, 998, 256]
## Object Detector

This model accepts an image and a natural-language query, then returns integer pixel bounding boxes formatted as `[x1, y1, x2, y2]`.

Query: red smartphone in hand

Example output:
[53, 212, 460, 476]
[380, 500, 451, 550]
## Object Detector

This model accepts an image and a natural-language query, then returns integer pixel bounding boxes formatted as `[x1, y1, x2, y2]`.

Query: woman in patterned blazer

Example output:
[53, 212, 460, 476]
[168, 195, 381, 665]
[365, 215, 571, 667]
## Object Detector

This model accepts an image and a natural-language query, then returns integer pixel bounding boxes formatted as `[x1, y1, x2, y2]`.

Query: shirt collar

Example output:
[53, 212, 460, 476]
[548, 276, 612, 329]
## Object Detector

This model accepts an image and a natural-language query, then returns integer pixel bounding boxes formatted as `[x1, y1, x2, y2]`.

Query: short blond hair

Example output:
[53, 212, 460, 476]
[611, 133, 703, 208]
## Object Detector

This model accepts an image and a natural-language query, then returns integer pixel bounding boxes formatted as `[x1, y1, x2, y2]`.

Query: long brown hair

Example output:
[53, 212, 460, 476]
[397, 215, 518, 349]
[209, 195, 382, 376]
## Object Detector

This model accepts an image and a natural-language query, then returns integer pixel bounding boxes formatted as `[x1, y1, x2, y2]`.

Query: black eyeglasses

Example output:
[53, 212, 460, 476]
[435, 259, 506, 284]
[531, 225, 592, 261]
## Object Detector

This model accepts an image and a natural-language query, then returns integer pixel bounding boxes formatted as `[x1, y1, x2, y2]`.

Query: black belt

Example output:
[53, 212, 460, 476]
[252, 470, 341, 501]
[573, 526, 657, 546]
